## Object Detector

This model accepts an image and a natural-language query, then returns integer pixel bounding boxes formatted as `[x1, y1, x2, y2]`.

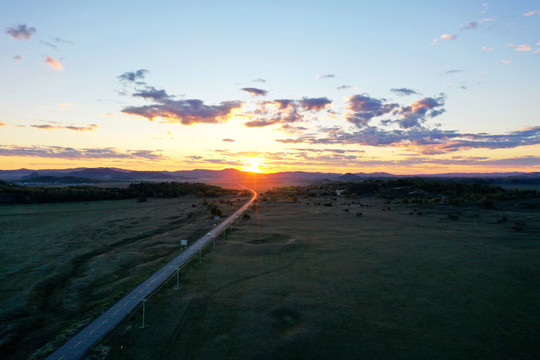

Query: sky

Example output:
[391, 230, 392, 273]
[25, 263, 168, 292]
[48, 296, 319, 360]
[1, 0, 539, 174]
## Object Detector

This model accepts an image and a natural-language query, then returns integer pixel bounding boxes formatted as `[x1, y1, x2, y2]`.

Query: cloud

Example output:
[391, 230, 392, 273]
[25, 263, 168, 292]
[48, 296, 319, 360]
[397, 96, 445, 129]
[0, 146, 164, 160]
[508, 43, 532, 52]
[222, 138, 236, 142]
[316, 74, 335, 79]
[390, 88, 420, 96]
[44, 56, 63, 70]
[442, 69, 463, 75]
[252, 77, 266, 83]
[243, 118, 282, 128]
[41, 40, 58, 50]
[241, 87, 268, 96]
[120, 71, 242, 125]
[440, 34, 457, 40]
[276, 125, 540, 155]
[30, 123, 98, 132]
[272, 99, 296, 109]
[14, 54, 23, 60]
[460, 22, 478, 30]
[0, 121, 7, 127]
[481, 18, 495, 23]
[118, 69, 148, 83]
[299, 97, 332, 111]
[133, 86, 170, 101]
[5, 24, 36, 40]
[500, 60, 511, 64]
[346, 94, 399, 127]
[523, 9, 540, 16]
[482, 46, 494, 52]
[123, 99, 242, 125]
[337, 85, 354, 90]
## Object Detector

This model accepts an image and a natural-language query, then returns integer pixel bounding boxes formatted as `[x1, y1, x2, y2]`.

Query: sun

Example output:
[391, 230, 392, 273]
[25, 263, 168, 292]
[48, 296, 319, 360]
[244, 157, 263, 173]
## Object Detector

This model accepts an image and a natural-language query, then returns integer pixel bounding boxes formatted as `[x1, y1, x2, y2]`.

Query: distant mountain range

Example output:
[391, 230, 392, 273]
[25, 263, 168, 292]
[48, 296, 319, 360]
[1, 167, 539, 185]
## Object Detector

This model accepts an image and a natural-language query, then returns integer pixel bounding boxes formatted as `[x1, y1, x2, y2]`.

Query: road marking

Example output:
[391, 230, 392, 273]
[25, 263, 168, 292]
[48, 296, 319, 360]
[74, 341, 82, 348]
[113, 310, 119, 315]
[102, 320, 108, 325]
[89, 329, 95, 335]
[58, 356, 65, 360]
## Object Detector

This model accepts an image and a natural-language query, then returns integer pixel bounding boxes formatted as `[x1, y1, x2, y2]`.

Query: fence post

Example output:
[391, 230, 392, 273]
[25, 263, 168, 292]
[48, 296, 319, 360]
[175, 267, 180, 290]
[140, 298, 147, 328]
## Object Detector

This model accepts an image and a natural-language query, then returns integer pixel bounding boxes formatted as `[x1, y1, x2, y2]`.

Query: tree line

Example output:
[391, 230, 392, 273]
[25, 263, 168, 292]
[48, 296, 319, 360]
[0, 181, 239, 205]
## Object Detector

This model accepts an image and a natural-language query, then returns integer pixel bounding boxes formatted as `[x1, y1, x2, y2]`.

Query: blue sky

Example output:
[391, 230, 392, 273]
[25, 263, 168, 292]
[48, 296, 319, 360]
[1, 0, 539, 173]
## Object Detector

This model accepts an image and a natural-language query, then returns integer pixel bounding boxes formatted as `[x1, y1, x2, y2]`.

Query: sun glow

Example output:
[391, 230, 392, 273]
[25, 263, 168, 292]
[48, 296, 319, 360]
[244, 157, 264, 173]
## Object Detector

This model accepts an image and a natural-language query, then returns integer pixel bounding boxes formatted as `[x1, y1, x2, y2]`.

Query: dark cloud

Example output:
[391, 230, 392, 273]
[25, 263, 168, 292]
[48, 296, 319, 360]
[6, 24, 36, 40]
[299, 97, 332, 111]
[222, 138, 236, 142]
[460, 21, 478, 31]
[118, 69, 149, 83]
[123, 99, 242, 125]
[442, 69, 463, 75]
[317, 74, 335, 79]
[241, 87, 268, 96]
[346, 94, 399, 127]
[390, 88, 420, 96]
[396, 96, 445, 129]
[133, 86, 170, 101]
[337, 85, 353, 90]
[120, 71, 242, 125]
[0, 146, 163, 160]
[14, 54, 23, 61]
[252, 78, 266, 83]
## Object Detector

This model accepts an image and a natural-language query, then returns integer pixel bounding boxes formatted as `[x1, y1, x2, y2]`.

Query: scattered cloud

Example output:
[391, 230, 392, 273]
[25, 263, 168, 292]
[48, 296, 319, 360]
[441, 34, 457, 40]
[243, 118, 282, 128]
[44, 56, 63, 70]
[460, 22, 478, 31]
[252, 77, 266, 83]
[30, 123, 98, 132]
[14, 54, 23, 60]
[508, 43, 532, 52]
[276, 125, 540, 156]
[523, 9, 540, 16]
[346, 94, 399, 127]
[482, 46, 494, 52]
[390, 88, 420, 96]
[241, 87, 268, 96]
[337, 85, 354, 90]
[222, 138, 236, 142]
[118, 69, 148, 83]
[481, 18, 495, 23]
[316, 74, 335, 79]
[299, 97, 332, 111]
[119, 71, 242, 125]
[5, 24, 36, 40]
[0, 121, 7, 127]
[41, 40, 59, 50]
[442, 69, 463, 75]
[0, 146, 164, 160]
[500, 60, 511, 64]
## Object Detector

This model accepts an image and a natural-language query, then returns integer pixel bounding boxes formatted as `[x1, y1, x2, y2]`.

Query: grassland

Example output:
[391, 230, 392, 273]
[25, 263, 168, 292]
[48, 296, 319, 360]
[0, 195, 247, 360]
[101, 194, 539, 360]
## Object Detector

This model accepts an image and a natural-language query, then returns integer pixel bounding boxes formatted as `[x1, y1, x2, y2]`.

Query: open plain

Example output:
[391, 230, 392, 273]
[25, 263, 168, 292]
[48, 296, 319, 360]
[100, 194, 540, 360]
[0, 195, 247, 360]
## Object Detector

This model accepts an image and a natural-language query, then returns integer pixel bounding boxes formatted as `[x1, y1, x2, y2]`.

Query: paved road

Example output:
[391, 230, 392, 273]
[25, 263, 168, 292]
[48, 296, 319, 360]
[45, 188, 257, 360]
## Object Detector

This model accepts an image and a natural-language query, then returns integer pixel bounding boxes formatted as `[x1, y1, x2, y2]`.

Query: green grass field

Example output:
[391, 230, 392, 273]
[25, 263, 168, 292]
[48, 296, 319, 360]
[101, 196, 540, 360]
[0, 195, 247, 360]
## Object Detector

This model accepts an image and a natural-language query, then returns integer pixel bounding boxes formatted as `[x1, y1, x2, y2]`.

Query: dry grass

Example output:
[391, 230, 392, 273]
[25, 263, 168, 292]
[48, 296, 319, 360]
[102, 195, 539, 360]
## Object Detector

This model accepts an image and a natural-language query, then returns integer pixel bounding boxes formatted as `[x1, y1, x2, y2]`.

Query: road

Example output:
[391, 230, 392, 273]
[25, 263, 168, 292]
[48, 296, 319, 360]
[45, 188, 257, 360]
